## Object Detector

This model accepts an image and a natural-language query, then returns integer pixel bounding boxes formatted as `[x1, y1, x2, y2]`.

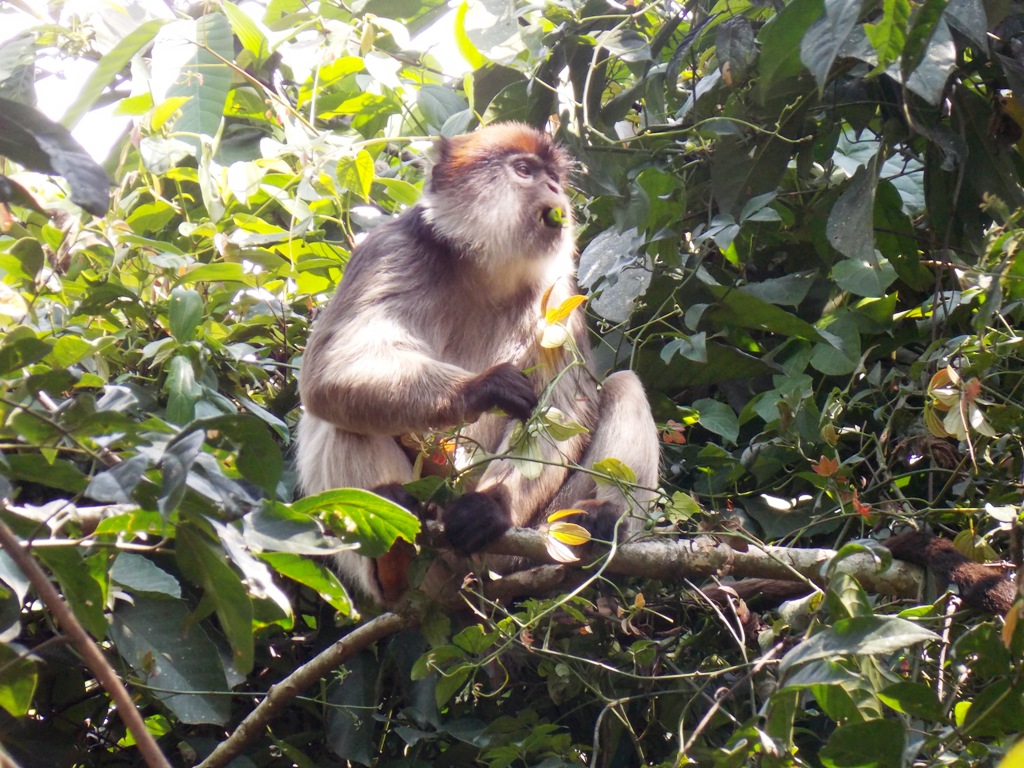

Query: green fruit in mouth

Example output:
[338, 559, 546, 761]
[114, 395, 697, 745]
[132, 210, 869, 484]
[542, 206, 566, 228]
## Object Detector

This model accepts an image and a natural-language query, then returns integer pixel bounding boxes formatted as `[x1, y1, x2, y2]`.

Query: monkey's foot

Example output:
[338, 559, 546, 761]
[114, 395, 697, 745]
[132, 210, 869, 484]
[442, 491, 512, 554]
[573, 499, 626, 544]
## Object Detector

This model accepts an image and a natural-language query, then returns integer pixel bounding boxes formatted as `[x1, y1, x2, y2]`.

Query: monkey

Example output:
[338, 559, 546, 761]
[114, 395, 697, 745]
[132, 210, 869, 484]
[296, 122, 660, 606]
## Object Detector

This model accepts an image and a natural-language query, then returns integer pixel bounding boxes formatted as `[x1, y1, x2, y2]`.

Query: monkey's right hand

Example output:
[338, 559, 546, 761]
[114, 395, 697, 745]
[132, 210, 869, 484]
[461, 363, 538, 422]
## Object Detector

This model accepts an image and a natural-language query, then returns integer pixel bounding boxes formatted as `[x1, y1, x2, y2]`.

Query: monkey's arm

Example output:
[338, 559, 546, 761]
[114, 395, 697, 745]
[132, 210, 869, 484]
[301, 317, 536, 436]
[444, 287, 600, 551]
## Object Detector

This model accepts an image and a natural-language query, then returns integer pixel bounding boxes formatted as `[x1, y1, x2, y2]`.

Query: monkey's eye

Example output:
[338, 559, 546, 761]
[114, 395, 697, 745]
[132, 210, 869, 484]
[512, 160, 532, 178]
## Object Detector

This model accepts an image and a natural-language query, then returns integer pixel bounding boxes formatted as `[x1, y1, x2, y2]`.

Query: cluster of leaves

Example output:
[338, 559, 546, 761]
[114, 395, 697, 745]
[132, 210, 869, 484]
[1, 0, 1024, 766]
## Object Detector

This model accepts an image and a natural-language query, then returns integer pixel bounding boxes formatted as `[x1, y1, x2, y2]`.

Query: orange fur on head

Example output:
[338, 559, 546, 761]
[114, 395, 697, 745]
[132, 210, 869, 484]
[431, 122, 570, 191]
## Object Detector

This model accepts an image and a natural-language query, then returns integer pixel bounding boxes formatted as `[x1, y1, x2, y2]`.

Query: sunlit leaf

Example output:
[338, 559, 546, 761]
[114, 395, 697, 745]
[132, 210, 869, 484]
[61, 19, 168, 129]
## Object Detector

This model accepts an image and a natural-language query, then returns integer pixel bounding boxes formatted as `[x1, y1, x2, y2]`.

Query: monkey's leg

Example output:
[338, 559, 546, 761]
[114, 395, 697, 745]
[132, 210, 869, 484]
[544, 371, 660, 541]
[296, 413, 417, 604]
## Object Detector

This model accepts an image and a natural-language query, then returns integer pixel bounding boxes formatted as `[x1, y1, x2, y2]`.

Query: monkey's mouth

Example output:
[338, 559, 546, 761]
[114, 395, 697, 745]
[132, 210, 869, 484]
[541, 206, 567, 229]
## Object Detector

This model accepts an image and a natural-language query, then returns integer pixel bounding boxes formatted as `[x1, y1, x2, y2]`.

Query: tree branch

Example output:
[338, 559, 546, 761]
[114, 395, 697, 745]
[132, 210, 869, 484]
[0, 510, 172, 768]
[195, 612, 410, 768]
[439, 524, 926, 598]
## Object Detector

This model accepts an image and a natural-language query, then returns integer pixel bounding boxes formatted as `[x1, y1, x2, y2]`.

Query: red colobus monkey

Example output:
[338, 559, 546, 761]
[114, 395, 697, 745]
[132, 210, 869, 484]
[297, 123, 659, 605]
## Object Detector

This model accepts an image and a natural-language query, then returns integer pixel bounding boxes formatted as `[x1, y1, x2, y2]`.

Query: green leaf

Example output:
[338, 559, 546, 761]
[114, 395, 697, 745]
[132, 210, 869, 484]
[457, 0, 522, 66]
[165, 355, 199, 425]
[864, 0, 910, 68]
[592, 457, 638, 485]
[168, 287, 203, 342]
[86, 455, 150, 504]
[0, 98, 109, 215]
[354, 149, 375, 201]
[1, 455, 88, 493]
[0, 642, 36, 717]
[36, 548, 107, 639]
[710, 135, 792, 216]
[196, 414, 283, 494]
[757, 0, 823, 97]
[705, 284, 823, 341]
[126, 200, 178, 234]
[879, 682, 946, 721]
[325, 651, 378, 764]
[810, 314, 862, 375]
[294, 489, 420, 559]
[243, 503, 343, 554]
[800, 0, 865, 92]
[821, 719, 905, 768]
[664, 492, 701, 522]
[61, 19, 168, 129]
[904, 18, 955, 105]
[453, 0, 486, 69]
[0, 335, 51, 375]
[176, 527, 254, 674]
[435, 664, 472, 708]
[956, 679, 1024, 737]
[901, 0, 948, 79]
[110, 596, 231, 725]
[261, 553, 352, 614]
[48, 335, 93, 367]
[222, 1, 269, 63]
[417, 85, 468, 132]
[158, 428, 205, 517]
[717, 17, 757, 81]
[832, 256, 898, 297]
[694, 398, 739, 444]
[779, 616, 937, 676]
[827, 155, 880, 265]
[597, 29, 652, 63]
[110, 553, 182, 598]
[157, 13, 234, 156]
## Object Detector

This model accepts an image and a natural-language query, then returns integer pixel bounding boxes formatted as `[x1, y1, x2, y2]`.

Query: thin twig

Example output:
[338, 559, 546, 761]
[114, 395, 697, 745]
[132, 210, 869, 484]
[681, 642, 784, 754]
[0, 511, 172, 768]
[196, 611, 410, 768]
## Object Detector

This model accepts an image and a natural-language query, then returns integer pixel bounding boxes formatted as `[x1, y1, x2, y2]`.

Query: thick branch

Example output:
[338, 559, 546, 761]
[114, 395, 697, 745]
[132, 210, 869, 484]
[0, 513, 172, 768]
[445, 525, 926, 598]
[196, 612, 409, 768]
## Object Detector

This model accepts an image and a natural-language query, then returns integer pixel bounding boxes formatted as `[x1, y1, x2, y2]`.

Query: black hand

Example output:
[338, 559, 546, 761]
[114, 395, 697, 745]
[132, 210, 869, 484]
[442, 492, 512, 554]
[463, 363, 538, 421]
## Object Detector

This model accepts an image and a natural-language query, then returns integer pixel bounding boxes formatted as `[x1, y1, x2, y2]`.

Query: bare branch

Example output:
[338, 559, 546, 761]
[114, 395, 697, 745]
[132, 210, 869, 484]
[0, 509, 172, 768]
[195, 612, 409, 768]
[446, 524, 926, 598]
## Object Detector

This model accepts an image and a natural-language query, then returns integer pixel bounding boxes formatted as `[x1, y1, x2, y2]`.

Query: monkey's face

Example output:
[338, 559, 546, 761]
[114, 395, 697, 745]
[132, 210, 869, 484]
[423, 123, 575, 272]
[508, 152, 570, 233]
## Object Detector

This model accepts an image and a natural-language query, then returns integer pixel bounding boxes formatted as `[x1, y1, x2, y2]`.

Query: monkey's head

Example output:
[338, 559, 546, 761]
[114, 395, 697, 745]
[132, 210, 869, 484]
[421, 122, 574, 276]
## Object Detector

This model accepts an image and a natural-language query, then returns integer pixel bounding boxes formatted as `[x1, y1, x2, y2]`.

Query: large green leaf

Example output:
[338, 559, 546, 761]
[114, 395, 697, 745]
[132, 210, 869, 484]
[821, 719, 905, 768]
[176, 527, 254, 674]
[154, 13, 234, 155]
[110, 596, 231, 725]
[800, 0, 865, 92]
[0, 98, 109, 215]
[827, 154, 880, 265]
[704, 284, 824, 341]
[757, 0, 823, 97]
[260, 553, 352, 614]
[36, 548, 107, 640]
[61, 19, 169, 129]
[293, 489, 420, 559]
[779, 617, 938, 676]
[0, 642, 36, 717]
